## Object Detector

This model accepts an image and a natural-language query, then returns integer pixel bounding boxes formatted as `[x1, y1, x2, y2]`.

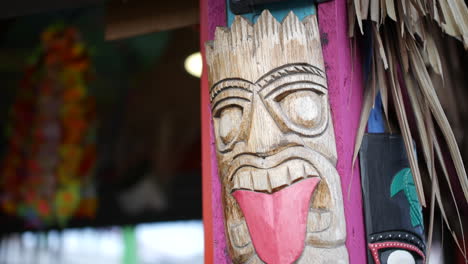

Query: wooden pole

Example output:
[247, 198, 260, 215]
[317, 1, 367, 262]
[200, 0, 366, 262]
[200, 0, 227, 263]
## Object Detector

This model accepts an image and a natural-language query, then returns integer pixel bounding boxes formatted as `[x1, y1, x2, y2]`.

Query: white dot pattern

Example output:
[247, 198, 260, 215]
[368, 242, 425, 264]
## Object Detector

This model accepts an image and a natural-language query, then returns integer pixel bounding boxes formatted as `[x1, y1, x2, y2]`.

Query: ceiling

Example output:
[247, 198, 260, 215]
[0, 0, 103, 19]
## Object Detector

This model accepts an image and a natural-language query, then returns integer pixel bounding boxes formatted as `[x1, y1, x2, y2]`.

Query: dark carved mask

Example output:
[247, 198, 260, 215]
[360, 134, 426, 264]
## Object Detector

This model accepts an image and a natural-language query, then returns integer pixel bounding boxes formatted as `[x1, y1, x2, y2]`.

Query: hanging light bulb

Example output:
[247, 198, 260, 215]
[184, 52, 202, 78]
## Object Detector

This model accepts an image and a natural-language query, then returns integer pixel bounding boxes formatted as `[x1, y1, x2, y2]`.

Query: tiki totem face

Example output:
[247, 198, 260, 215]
[360, 134, 426, 264]
[206, 11, 348, 264]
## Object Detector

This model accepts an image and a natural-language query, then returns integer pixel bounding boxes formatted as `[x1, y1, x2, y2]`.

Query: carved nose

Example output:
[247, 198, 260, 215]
[246, 96, 284, 155]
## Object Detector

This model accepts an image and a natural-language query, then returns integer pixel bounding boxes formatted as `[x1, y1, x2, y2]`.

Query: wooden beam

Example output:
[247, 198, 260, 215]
[105, 0, 199, 41]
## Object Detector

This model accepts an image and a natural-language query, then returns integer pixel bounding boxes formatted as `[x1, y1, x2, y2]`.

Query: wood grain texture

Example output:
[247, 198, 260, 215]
[206, 11, 348, 263]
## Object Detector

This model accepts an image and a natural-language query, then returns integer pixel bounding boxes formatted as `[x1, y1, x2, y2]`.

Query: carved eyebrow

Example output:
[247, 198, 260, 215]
[210, 78, 253, 102]
[255, 63, 326, 88]
[263, 80, 327, 99]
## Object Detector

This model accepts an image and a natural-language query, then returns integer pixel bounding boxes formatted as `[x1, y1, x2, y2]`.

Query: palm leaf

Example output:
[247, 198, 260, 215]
[349, 0, 468, 254]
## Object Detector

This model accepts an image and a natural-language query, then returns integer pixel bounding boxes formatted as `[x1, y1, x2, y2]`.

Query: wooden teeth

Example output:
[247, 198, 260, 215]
[232, 160, 318, 192]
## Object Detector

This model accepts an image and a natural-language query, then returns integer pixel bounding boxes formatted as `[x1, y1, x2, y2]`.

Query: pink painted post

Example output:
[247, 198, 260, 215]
[201, 0, 366, 262]
[200, 0, 228, 263]
[318, 0, 367, 262]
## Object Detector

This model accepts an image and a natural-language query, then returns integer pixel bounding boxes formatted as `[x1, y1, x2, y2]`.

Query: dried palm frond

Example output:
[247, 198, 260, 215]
[349, 0, 468, 259]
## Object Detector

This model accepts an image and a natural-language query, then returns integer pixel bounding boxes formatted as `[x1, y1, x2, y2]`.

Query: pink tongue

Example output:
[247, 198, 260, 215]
[232, 178, 319, 264]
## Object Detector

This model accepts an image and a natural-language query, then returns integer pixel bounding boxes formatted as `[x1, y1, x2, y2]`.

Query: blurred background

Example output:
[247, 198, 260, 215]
[0, 1, 203, 263]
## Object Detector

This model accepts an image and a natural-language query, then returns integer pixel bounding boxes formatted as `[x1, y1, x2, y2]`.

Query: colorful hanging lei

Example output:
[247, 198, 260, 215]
[1, 24, 97, 227]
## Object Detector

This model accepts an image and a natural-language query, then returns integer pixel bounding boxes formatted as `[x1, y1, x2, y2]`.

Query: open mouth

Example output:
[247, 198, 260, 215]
[230, 159, 325, 264]
[232, 176, 321, 264]
[226, 147, 341, 264]
[231, 159, 320, 193]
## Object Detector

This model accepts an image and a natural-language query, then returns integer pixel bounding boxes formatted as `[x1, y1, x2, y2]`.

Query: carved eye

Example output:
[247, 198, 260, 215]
[278, 90, 322, 129]
[387, 250, 415, 264]
[218, 106, 243, 144]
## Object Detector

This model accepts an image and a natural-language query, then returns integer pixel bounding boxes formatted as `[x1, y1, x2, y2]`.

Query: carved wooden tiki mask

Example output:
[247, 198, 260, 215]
[360, 134, 426, 264]
[206, 11, 348, 264]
